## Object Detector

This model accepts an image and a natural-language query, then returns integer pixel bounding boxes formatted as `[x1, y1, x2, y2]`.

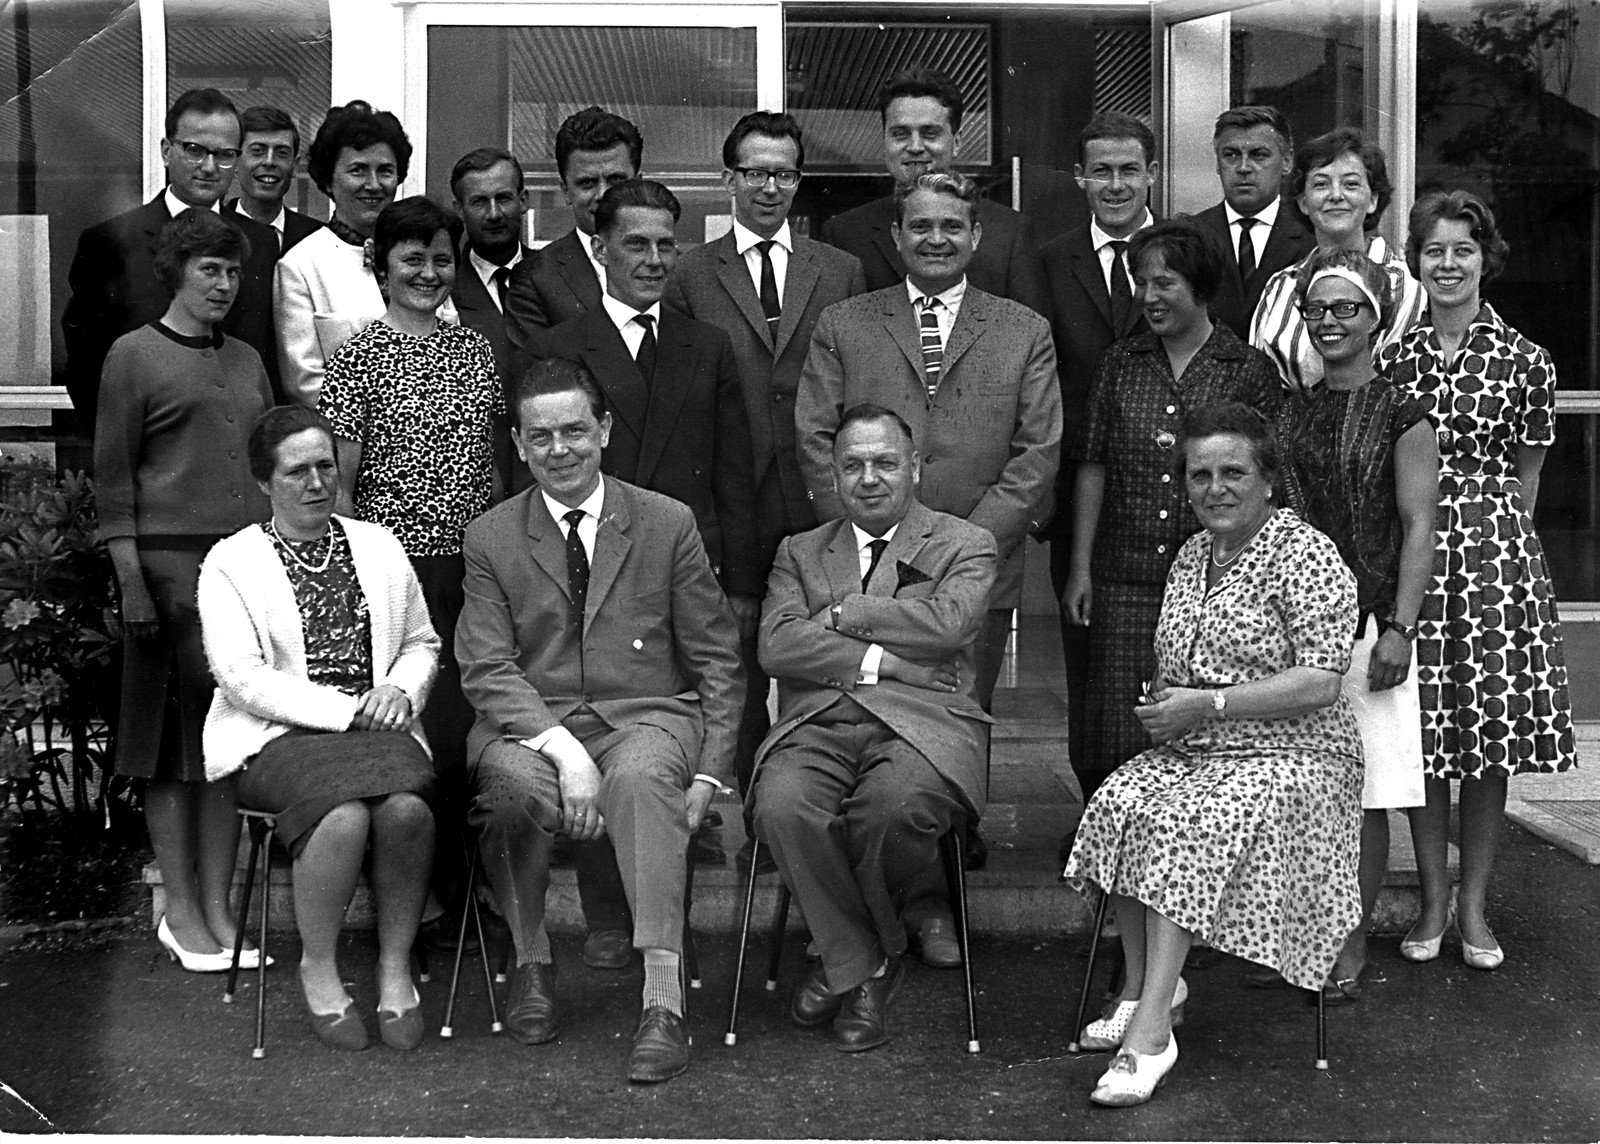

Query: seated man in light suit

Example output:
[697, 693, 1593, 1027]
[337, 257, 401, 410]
[752, 403, 997, 1052]
[456, 357, 744, 1083]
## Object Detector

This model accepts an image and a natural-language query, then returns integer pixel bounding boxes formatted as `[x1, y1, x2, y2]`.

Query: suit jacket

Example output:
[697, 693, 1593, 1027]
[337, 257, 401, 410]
[504, 229, 604, 356]
[754, 499, 997, 812]
[531, 305, 762, 596]
[663, 231, 866, 558]
[452, 242, 536, 387]
[1038, 222, 1152, 540]
[61, 196, 280, 422]
[821, 195, 1048, 318]
[455, 477, 745, 782]
[795, 284, 1062, 608]
[1192, 200, 1315, 341]
[222, 198, 324, 258]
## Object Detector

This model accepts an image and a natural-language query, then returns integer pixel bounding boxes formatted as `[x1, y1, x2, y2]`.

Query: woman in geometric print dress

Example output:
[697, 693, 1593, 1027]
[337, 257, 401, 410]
[1380, 190, 1577, 971]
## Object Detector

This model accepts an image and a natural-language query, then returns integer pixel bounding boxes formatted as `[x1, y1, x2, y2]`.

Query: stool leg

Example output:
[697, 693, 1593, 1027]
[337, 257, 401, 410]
[1068, 890, 1110, 1054]
[415, 943, 431, 984]
[1315, 978, 1328, 1070]
[942, 830, 979, 1053]
[441, 855, 477, 1038]
[765, 881, 790, 992]
[683, 855, 701, 990]
[496, 939, 512, 984]
[724, 837, 763, 1046]
[225, 820, 264, 1005]
[470, 889, 502, 1034]
[252, 823, 273, 1060]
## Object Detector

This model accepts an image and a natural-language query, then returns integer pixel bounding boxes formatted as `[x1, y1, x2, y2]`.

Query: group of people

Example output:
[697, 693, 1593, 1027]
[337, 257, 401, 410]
[67, 63, 1574, 1104]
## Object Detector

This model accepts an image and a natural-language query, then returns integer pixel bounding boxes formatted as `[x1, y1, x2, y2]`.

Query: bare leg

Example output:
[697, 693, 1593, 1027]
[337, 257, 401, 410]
[1110, 894, 1146, 1003]
[1333, 808, 1389, 979]
[146, 780, 221, 953]
[1455, 774, 1508, 949]
[1404, 777, 1453, 942]
[369, 793, 434, 1013]
[293, 802, 371, 1015]
[1120, 908, 1191, 1055]
[196, 777, 246, 949]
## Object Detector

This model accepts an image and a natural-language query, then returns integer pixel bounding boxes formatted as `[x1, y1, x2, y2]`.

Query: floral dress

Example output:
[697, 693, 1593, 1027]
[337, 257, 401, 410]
[1380, 304, 1577, 779]
[1063, 510, 1364, 990]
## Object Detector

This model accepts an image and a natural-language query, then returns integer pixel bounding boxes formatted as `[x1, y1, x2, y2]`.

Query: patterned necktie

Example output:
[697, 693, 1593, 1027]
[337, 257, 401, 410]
[634, 313, 657, 383]
[1236, 217, 1258, 283]
[863, 538, 889, 591]
[919, 296, 943, 403]
[1108, 240, 1133, 332]
[564, 509, 589, 625]
[492, 266, 511, 312]
[757, 240, 781, 341]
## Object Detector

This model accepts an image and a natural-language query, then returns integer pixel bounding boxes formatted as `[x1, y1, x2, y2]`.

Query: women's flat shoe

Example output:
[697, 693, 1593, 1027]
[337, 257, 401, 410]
[378, 986, 426, 1050]
[309, 1001, 370, 1052]
[156, 916, 233, 973]
[1090, 1033, 1179, 1107]
[1079, 978, 1187, 1051]
[1401, 898, 1457, 963]
[1461, 934, 1504, 971]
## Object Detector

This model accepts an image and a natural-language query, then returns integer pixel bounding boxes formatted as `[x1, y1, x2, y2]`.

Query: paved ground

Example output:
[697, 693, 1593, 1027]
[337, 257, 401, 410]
[2, 817, 1597, 1140]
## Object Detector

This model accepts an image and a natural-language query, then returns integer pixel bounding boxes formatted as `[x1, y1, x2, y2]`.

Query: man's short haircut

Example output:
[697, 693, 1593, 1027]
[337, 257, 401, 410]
[837, 402, 917, 453]
[450, 147, 525, 200]
[1127, 217, 1224, 305]
[165, 88, 239, 140]
[592, 179, 681, 236]
[248, 405, 337, 484]
[893, 171, 979, 226]
[1291, 127, 1393, 232]
[1077, 110, 1157, 167]
[1212, 105, 1294, 154]
[554, 106, 644, 180]
[877, 65, 964, 135]
[372, 196, 457, 278]
[1406, 189, 1509, 283]
[722, 111, 805, 170]
[240, 105, 299, 154]
[307, 101, 412, 195]
[512, 357, 609, 428]
[1179, 401, 1280, 491]
[153, 209, 252, 292]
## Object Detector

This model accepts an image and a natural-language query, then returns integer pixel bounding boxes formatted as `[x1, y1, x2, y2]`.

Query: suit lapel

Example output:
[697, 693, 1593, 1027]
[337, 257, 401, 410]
[1256, 207, 1308, 286]
[881, 289, 925, 380]
[557, 231, 604, 311]
[453, 246, 495, 318]
[582, 312, 649, 439]
[941, 289, 988, 377]
[637, 313, 692, 485]
[824, 521, 863, 599]
[714, 234, 774, 350]
[523, 493, 574, 604]
[775, 243, 821, 359]
[1068, 229, 1115, 330]
[874, 501, 933, 597]
[583, 478, 632, 631]
[870, 207, 907, 284]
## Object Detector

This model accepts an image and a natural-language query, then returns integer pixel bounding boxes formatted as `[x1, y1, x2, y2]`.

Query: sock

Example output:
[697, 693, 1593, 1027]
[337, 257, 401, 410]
[520, 926, 552, 966]
[642, 949, 683, 1016]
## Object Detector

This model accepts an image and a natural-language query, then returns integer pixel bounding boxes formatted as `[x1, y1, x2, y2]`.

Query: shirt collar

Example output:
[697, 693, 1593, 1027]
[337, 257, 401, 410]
[576, 227, 606, 277]
[851, 521, 899, 551]
[164, 189, 222, 219]
[469, 246, 524, 289]
[905, 276, 966, 310]
[601, 292, 661, 332]
[1089, 210, 1152, 253]
[541, 481, 606, 528]
[732, 218, 792, 256]
[1225, 197, 1281, 230]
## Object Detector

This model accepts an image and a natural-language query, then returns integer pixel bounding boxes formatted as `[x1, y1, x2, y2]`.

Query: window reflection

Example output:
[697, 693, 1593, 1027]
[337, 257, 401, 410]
[1228, 0, 1374, 139]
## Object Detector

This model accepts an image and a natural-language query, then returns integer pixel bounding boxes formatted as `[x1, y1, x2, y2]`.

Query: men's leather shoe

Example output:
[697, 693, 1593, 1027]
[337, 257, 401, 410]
[908, 914, 962, 969]
[504, 962, 559, 1045]
[735, 838, 778, 878]
[417, 910, 473, 955]
[834, 957, 904, 1052]
[690, 811, 727, 866]
[582, 928, 632, 970]
[790, 963, 843, 1028]
[628, 1006, 690, 1083]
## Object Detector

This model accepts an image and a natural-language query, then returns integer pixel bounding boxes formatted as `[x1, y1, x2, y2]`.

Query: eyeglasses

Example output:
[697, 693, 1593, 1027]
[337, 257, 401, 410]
[170, 139, 241, 168]
[1297, 300, 1369, 321]
[732, 166, 801, 190]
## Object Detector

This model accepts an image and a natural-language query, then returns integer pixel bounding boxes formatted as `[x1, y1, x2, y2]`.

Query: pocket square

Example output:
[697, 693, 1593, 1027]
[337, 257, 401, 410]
[896, 560, 933, 590]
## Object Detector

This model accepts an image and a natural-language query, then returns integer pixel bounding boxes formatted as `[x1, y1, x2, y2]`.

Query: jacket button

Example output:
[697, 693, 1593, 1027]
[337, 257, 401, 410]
[772, 393, 785, 403]
[1158, 510, 1168, 520]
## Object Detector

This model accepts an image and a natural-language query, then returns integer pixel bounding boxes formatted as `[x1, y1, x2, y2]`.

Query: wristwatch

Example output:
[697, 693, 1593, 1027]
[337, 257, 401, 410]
[1384, 617, 1419, 641]
[1212, 689, 1227, 718]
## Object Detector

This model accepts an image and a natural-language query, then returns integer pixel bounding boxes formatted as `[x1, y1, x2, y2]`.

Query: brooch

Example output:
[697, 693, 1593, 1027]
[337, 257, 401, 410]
[1154, 430, 1176, 451]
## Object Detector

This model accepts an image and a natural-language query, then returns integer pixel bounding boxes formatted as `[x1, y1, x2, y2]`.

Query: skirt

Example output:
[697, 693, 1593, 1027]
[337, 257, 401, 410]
[1342, 626, 1426, 810]
[237, 729, 437, 857]
[1079, 580, 1164, 780]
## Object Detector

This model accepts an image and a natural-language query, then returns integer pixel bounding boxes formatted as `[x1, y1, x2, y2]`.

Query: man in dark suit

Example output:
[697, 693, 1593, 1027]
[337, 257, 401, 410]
[224, 105, 323, 257]
[753, 404, 996, 1052]
[663, 111, 866, 855]
[457, 358, 744, 1083]
[1192, 105, 1314, 340]
[62, 87, 279, 423]
[820, 64, 1047, 317]
[1038, 109, 1159, 828]
[505, 107, 641, 357]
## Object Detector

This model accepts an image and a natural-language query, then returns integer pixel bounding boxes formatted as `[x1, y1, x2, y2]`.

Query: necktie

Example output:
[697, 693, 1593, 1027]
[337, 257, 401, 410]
[492, 266, 511, 312]
[757, 240, 781, 342]
[564, 509, 589, 625]
[634, 313, 657, 384]
[1108, 240, 1133, 332]
[919, 296, 943, 403]
[1236, 217, 1258, 283]
[863, 538, 889, 591]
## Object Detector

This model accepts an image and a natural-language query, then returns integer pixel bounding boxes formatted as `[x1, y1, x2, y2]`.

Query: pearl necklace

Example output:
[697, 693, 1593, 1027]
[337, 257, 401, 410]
[1210, 511, 1272, 568]
[271, 519, 334, 573]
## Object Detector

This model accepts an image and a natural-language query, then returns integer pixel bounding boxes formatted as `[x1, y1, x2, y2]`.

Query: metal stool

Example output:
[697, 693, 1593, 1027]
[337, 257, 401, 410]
[440, 840, 505, 1039]
[724, 826, 978, 1052]
[224, 809, 276, 1059]
[1067, 891, 1329, 1069]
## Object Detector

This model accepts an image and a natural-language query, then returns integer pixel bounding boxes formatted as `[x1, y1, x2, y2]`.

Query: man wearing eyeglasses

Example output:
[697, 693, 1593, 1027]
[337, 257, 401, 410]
[664, 112, 866, 858]
[62, 87, 278, 422]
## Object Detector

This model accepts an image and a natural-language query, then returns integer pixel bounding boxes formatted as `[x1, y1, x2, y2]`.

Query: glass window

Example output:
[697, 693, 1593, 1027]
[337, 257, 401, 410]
[1228, 0, 1376, 140]
[1540, 413, 1600, 601]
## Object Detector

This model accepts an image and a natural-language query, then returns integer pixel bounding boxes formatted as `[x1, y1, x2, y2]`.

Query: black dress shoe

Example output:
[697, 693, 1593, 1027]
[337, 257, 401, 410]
[504, 962, 559, 1045]
[581, 928, 633, 970]
[735, 839, 778, 877]
[907, 914, 962, 969]
[833, 958, 904, 1052]
[628, 1006, 690, 1083]
[690, 812, 727, 866]
[790, 962, 843, 1028]
[418, 910, 474, 955]
[964, 820, 988, 871]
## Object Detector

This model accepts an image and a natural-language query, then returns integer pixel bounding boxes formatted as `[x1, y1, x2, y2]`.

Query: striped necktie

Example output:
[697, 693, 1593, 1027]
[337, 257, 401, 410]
[919, 296, 943, 403]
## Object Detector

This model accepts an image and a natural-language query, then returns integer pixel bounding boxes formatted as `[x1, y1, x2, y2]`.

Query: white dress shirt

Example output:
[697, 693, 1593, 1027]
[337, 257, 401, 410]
[1225, 196, 1280, 267]
[1090, 210, 1153, 294]
[904, 276, 967, 341]
[164, 189, 222, 219]
[733, 218, 792, 303]
[850, 521, 899, 685]
[576, 227, 607, 290]
[602, 293, 662, 357]
[469, 246, 526, 313]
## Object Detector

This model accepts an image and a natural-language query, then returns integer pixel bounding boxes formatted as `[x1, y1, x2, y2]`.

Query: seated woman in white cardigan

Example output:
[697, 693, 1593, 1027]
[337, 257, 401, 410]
[198, 405, 440, 1053]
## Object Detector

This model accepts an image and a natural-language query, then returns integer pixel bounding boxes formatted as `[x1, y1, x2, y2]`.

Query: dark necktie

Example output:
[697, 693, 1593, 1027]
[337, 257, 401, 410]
[1108, 240, 1133, 332]
[492, 266, 511, 312]
[1236, 217, 1258, 283]
[919, 296, 943, 403]
[634, 313, 657, 384]
[863, 538, 889, 591]
[564, 509, 589, 625]
[757, 240, 781, 342]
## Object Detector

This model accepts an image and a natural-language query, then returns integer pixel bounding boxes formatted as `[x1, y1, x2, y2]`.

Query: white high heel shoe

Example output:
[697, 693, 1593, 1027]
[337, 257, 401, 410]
[1090, 1033, 1179, 1107]
[156, 916, 233, 973]
[1079, 977, 1188, 1052]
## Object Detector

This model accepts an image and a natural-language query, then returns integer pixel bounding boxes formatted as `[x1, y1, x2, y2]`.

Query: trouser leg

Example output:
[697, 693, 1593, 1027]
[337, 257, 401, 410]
[467, 740, 559, 966]
[410, 555, 473, 908]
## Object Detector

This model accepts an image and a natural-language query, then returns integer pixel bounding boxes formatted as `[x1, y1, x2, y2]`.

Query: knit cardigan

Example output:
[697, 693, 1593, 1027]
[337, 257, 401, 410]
[197, 515, 440, 781]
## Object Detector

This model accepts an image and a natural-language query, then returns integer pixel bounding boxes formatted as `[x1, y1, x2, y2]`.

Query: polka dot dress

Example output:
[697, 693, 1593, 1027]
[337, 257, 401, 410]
[1381, 304, 1577, 779]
